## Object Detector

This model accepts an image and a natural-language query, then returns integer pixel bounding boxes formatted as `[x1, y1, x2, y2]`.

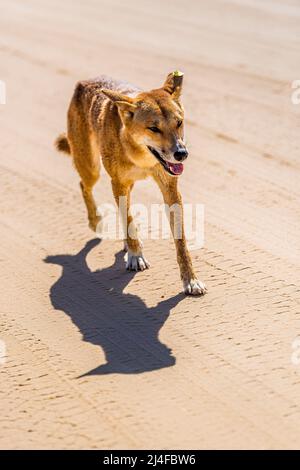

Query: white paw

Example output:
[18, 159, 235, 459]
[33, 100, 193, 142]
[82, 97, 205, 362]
[126, 252, 150, 271]
[184, 278, 207, 296]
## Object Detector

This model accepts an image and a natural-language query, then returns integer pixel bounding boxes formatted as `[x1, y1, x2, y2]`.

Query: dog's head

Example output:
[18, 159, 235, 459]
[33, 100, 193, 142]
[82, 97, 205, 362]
[101, 71, 187, 176]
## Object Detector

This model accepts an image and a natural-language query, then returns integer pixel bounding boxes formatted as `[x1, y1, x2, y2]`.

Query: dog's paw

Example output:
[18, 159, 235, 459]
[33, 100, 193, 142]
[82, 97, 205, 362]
[184, 278, 207, 296]
[126, 252, 150, 271]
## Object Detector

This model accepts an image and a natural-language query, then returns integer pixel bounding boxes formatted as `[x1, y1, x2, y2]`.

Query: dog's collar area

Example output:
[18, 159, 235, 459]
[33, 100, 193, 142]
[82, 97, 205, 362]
[147, 146, 184, 176]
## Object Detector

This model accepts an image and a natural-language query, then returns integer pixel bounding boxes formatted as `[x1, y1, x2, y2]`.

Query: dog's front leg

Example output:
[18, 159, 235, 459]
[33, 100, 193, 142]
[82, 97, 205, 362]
[111, 179, 150, 271]
[154, 172, 206, 295]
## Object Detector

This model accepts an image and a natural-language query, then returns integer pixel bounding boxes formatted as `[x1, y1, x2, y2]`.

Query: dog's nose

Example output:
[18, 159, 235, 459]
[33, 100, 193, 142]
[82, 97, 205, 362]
[174, 149, 188, 161]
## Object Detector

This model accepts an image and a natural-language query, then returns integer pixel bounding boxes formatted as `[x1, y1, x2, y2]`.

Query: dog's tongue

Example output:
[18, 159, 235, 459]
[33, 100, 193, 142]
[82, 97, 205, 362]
[167, 162, 184, 175]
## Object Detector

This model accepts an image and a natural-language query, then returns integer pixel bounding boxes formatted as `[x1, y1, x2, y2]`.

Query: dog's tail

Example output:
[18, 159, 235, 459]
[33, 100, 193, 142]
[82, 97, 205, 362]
[55, 133, 71, 155]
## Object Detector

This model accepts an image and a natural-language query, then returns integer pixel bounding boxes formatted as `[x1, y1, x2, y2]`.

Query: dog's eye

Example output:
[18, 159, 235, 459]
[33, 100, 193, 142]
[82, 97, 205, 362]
[177, 120, 183, 128]
[148, 126, 161, 133]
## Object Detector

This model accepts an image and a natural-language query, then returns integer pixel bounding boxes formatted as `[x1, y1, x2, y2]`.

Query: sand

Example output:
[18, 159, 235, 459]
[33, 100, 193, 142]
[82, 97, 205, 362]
[1, 0, 300, 450]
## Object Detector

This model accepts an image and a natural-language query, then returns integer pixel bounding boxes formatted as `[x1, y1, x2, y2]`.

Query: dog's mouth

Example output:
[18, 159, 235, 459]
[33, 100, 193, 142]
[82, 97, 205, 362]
[147, 146, 184, 176]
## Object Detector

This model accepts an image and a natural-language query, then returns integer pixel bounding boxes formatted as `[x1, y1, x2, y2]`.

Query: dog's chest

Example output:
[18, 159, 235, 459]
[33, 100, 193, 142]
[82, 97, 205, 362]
[126, 166, 152, 181]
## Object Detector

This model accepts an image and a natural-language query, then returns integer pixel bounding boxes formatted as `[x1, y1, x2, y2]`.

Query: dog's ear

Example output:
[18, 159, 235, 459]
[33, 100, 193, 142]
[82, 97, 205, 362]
[101, 89, 136, 124]
[101, 88, 134, 104]
[162, 71, 184, 102]
[115, 101, 136, 125]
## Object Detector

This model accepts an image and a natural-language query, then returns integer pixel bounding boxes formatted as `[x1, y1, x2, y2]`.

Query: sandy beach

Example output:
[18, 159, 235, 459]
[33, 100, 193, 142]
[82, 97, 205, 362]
[1, 0, 300, 449]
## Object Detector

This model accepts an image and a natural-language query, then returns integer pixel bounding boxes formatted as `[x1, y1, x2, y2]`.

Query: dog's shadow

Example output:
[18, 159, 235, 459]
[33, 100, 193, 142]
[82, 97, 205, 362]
[44, 239, 184, 376]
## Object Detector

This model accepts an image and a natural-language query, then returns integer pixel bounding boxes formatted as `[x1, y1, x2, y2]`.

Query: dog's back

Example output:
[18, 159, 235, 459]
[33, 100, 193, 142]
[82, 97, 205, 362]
[72, 75, 140, 126]
[55, 75, 140, 154]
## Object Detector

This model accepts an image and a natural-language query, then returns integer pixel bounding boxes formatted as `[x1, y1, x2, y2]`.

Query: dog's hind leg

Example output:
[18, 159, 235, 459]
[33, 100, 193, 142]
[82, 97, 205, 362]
[68, 104, 101, 232]
[77, 144, 101, 232]
[79, 176, 101, 232]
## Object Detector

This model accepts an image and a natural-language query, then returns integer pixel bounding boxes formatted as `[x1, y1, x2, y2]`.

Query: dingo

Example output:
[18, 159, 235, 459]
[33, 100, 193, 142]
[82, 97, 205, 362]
[55, 71, 206, 295]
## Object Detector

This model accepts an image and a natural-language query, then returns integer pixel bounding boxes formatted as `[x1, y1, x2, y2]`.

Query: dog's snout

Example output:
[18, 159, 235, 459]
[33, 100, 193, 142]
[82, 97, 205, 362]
[174, 148, 188, 161]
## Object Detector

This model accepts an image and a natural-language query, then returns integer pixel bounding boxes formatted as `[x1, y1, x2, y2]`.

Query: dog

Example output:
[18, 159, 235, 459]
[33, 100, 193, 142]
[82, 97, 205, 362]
[55, 71, 206, 295]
